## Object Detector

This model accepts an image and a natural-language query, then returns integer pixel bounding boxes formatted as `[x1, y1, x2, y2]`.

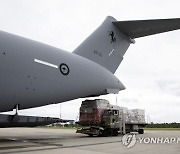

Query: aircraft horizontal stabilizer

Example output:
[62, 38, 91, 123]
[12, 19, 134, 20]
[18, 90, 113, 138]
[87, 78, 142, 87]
[73, 17, 180, 73]
[113, 18, 180, 38]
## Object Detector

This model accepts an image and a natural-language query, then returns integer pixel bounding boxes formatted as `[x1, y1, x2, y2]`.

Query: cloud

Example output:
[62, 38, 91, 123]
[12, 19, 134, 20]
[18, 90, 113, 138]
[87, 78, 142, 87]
[156, 79, 180, 97]
[120, 98, 139, 104]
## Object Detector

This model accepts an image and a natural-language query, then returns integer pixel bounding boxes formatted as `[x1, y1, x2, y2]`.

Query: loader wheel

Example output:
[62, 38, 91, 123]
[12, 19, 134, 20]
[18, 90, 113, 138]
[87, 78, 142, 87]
[138, 129, 144, 134]
[88, 134, 93, 137]
[112, 130, 118, 136]
[99, 130, 108, 137]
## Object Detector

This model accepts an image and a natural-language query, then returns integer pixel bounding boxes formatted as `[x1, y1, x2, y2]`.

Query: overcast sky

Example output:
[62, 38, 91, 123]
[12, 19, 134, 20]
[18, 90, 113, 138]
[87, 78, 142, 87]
[1, 0, 180, 123]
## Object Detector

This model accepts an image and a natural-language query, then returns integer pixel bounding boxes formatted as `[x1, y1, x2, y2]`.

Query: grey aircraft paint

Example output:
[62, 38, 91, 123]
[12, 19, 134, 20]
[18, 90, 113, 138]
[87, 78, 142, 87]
[1, 16, 180, 113]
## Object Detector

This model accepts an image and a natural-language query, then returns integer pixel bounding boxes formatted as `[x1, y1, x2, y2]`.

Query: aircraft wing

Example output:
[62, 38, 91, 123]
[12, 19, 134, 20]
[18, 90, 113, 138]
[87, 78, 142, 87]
[113, 18, 180, 38]
[0, 114, 74, 127]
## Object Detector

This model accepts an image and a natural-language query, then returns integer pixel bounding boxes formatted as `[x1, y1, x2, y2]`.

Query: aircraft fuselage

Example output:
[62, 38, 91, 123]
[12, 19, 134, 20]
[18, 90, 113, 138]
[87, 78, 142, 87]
[0, 31, 123, 112]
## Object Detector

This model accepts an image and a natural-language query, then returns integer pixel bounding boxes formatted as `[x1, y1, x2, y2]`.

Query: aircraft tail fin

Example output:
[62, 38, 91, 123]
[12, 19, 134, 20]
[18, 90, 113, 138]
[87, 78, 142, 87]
[73, 16, 180, 73]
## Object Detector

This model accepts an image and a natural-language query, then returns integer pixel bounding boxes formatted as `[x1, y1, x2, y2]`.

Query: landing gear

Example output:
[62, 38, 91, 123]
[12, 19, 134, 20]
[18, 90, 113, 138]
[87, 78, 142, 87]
[10, 104, 20, 122]
[138, 129, 144, 134]
[14, 104, 19, 115]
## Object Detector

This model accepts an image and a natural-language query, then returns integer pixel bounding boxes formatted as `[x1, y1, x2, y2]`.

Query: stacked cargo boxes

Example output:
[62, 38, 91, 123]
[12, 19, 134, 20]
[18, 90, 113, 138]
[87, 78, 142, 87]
[118, 108, 145, 123]
[131, 109, 145, 123]
[104, 104, 145, 124]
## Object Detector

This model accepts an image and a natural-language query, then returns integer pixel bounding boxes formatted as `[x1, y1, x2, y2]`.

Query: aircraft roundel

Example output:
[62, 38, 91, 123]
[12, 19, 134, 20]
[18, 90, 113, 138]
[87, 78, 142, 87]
[59, 63, 70, 76]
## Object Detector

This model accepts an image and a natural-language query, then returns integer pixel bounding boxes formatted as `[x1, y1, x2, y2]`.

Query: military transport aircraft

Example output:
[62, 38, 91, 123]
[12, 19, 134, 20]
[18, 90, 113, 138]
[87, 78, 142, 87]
[1, 16, 180, 113]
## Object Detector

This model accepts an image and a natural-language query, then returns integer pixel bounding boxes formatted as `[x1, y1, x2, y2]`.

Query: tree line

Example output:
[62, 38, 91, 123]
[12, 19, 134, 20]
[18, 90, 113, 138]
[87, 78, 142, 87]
[146, 122, 180, 128]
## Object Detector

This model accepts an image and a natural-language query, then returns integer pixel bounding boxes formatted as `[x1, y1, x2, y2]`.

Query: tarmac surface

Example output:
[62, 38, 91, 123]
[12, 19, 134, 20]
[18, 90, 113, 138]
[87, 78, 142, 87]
[0, 128, 180, 154]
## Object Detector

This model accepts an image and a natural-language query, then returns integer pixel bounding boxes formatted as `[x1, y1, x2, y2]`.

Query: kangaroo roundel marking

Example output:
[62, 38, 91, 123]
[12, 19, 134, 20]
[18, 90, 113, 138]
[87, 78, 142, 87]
[59, 63, 70, 76]
[108, 31, 116, 43]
